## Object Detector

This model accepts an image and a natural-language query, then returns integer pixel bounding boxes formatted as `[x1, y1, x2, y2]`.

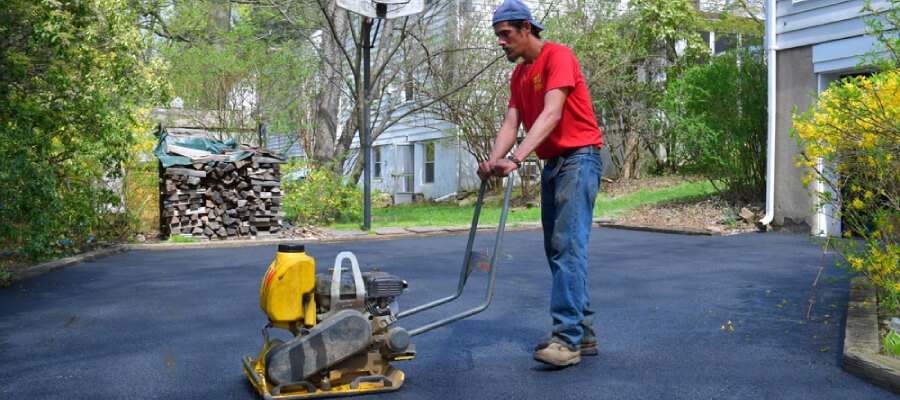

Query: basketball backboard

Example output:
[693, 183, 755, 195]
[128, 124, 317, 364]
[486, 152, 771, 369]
[336, 0, 424, 19]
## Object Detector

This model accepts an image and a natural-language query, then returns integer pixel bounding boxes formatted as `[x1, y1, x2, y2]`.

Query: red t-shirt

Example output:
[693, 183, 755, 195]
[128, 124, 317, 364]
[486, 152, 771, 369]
[508, 42, 602, 159]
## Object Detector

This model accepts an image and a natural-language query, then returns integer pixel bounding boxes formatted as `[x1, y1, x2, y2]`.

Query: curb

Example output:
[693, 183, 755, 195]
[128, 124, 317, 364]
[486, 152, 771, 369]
[842, 277, 900, 393]
[10, 245, 129, 281]
[596, 223, 721, 236]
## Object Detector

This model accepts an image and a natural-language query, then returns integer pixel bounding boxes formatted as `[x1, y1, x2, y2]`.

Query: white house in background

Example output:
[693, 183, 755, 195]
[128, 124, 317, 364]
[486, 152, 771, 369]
[351, 112, 479, 204]
[762, 0, 891, 235]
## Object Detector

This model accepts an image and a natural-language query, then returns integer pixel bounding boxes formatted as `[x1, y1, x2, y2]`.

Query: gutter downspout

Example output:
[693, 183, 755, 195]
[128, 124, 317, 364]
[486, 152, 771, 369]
[760, 0, 777, 226]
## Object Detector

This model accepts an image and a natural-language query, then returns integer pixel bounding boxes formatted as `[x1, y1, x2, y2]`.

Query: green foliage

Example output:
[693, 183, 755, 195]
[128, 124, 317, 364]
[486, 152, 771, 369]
[166, 235, 202, 244]
[663, 49, 767, 202]
[123, 161, 160, 236]
[793, 70, 900, 313]
[862, 0, 900, 70]
[0, 0, 167, 261]
[0, 267, 10, 288]
[282, 159, 363, 226]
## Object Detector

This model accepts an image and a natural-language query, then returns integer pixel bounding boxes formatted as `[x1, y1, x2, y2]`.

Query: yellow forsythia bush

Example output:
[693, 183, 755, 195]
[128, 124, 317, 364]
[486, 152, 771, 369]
[793, 70, 900, 313]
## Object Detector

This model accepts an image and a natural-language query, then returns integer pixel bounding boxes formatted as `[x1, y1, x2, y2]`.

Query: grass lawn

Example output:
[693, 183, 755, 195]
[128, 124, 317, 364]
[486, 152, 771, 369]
[327, 179, 718, 231]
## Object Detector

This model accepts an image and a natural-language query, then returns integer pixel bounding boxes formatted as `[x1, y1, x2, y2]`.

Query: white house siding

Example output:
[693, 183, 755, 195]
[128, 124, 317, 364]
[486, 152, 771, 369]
[364, 116, 479, 204]
[812, 34, 881, 73]
[772, 0, 887, 234]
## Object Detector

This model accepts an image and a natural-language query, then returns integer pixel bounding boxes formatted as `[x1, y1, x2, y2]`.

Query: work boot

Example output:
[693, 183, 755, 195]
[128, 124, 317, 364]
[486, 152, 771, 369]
[535, 340, 598, 356]
[580, 341, 598, 356]
[533, 341, 581, 367]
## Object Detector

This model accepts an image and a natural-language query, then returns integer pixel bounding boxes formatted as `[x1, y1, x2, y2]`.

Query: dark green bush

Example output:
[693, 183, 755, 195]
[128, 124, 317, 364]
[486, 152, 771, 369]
[663, 49, 767, 202]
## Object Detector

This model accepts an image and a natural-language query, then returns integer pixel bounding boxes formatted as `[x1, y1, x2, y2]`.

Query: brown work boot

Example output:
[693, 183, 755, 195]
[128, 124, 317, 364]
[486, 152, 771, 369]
[580, 341, 598, 356]
[535, 340, 598, 356]
[533, 341, 581, 367]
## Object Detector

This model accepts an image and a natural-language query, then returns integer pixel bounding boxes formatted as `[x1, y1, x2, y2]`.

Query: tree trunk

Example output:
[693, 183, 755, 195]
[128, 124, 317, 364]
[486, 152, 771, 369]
[207, 0, 230, 51]
[312, 3, 347, 166]
[621, 125, 643, 180]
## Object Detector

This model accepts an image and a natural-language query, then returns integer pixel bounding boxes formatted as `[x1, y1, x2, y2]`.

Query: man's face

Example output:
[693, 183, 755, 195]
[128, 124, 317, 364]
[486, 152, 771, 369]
[493, 21, 526, 63]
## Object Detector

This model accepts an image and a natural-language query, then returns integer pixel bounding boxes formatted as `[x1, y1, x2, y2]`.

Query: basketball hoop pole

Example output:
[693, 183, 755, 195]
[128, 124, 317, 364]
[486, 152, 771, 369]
[362, 17, 373, 231]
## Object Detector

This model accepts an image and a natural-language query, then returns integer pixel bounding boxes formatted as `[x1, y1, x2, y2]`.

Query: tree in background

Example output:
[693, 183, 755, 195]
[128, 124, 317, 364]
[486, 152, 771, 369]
[548, 0, 706, 180]
[0, 0, 167, 261]
[311, 0, 511, 180]
[140, 1, 321, 146]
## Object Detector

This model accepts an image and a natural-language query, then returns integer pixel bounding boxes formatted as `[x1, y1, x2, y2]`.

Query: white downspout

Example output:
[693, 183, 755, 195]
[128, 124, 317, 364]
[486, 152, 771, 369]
[760, 0, 777, 226]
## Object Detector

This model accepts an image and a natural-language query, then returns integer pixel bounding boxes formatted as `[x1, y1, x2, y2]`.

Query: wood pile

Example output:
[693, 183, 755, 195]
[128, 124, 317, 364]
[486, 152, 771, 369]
[160, 154, 285, 240]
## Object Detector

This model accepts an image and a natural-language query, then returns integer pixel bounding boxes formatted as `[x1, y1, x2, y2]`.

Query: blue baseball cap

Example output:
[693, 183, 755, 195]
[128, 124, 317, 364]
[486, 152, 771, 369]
[492, 0, 546, 32]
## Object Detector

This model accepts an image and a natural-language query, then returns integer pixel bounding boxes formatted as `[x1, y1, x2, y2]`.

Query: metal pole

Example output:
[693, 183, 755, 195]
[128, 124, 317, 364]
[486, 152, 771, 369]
[363, 18, 372, 231]
[156, 124, 166, 239]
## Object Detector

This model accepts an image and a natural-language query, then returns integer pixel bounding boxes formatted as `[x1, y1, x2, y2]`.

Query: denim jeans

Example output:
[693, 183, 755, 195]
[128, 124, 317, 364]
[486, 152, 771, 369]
[540, 152, 602, 350]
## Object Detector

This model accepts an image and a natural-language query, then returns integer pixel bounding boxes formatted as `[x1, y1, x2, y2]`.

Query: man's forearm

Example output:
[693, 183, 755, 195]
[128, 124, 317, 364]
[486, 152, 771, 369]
[489, 129, 518, 161]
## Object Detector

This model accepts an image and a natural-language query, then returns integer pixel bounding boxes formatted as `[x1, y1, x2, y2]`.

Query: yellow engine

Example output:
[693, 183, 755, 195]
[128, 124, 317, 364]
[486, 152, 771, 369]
[259, 244, 317, 331]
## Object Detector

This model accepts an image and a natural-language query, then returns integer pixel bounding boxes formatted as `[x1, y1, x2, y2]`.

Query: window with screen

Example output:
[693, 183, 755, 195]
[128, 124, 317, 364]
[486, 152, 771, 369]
[424, 142, 435, 184]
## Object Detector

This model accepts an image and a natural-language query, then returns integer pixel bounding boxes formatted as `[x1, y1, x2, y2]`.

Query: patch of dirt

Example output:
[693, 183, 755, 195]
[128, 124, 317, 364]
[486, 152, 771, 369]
[602, 176, 764, 235]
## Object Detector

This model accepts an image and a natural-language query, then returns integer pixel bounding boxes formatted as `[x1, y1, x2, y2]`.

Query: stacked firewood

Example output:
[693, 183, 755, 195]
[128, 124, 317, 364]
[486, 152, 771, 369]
[161, 155, 284, 239]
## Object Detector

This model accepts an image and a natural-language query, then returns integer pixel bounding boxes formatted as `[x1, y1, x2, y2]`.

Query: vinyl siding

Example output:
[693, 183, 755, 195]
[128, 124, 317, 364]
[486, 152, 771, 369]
[775, 0, 890, 50]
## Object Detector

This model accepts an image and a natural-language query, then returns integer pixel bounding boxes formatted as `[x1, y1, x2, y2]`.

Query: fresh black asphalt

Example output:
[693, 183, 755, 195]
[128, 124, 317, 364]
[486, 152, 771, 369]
[0, 229, 896, 399]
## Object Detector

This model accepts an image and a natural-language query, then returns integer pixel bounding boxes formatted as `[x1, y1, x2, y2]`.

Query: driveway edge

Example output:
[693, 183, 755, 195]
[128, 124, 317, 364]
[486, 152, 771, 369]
[597, 223, 720, 236]
[10, 245, 129, 281]
[843, 277, 900, 393]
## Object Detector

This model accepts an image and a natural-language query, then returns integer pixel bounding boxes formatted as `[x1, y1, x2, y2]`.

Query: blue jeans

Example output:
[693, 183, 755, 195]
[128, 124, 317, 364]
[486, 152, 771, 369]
[540, 152, 602, 350]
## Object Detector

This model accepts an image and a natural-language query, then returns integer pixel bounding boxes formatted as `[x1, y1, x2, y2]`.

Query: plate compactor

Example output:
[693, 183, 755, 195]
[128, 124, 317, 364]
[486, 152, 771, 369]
[242, 177, 514, 399]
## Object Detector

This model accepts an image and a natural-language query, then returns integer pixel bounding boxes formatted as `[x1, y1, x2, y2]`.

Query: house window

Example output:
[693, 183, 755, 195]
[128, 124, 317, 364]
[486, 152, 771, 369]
[405, 82, 414, 102]
[424, 142, 435, 184]
[373, 147, 382, 179]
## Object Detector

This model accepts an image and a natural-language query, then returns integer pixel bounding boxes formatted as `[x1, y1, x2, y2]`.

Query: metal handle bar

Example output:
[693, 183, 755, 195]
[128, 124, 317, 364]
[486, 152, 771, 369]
[396, 180, 487, 319]
[404, 172, 515, 337]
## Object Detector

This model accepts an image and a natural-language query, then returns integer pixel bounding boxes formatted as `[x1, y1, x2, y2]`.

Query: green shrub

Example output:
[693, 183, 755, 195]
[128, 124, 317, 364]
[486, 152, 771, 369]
[662, 49, 767, 202]
[282, 159, 363, 226]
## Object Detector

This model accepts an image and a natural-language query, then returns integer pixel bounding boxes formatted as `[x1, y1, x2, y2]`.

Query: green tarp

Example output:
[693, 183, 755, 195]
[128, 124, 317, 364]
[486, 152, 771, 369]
[154, 130, 281, 167]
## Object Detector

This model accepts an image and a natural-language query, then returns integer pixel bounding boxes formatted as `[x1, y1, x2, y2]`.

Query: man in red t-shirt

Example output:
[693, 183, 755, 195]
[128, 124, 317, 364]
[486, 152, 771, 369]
[477, 0, 604, 368]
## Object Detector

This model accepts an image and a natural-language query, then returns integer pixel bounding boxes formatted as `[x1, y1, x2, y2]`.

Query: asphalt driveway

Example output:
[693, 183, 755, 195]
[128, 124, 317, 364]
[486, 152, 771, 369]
[0, 228, 895, 399]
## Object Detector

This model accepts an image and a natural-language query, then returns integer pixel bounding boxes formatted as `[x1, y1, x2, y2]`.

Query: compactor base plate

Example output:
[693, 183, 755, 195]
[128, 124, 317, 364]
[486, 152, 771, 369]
[242, 356, 405, 399]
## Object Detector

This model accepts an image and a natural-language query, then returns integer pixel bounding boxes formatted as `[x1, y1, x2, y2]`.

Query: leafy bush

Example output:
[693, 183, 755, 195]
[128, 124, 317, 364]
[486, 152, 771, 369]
[793, 70, 900, 313]
[123, 161, 160, 237]
[282, 159, 363, 226]
[0, 0, 167, 262]
[662, 49, 767, 202]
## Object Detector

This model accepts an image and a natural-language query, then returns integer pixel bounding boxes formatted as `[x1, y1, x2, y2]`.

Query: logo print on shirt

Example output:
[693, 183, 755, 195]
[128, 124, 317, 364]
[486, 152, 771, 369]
[533, 74, 543, 92]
